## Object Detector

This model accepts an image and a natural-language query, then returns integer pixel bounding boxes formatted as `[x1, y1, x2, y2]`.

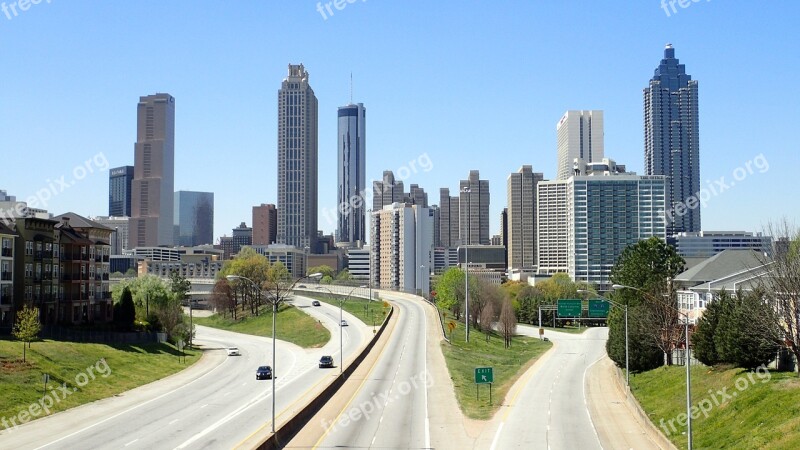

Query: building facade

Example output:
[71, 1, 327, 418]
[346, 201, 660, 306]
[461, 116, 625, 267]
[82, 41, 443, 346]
[438, 188, 460, 248]
[108, 166, 134, 217]
[174, 191, 214, 247]
[92, 216, 130, 255]
[507, 165, 544, 271]
[370, 203, 434, 295]
[536, 181, 569, 275]
[459, 170, 490, 245]
[336, 103, 366, 247]
[372, 171, 405, 213]
[277, 64, 318, 252]
[250, 244, 308, 279]
[0, 223, 15, 328]
[644, 44, 700, 234]
[556, 110, 604, 180]
[669, 231, 773, 259]
[252, 204, 277, 246]
[131, 93, 175, 247]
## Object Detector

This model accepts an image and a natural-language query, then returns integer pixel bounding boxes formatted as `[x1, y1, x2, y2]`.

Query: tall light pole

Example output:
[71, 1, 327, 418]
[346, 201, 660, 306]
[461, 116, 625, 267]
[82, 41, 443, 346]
[461, 186, 471, 342]
[579, 289, 629, 388]
[227, 272, 321, 434]
[613, 283, 691, 450]
[316, 285, 366, 374]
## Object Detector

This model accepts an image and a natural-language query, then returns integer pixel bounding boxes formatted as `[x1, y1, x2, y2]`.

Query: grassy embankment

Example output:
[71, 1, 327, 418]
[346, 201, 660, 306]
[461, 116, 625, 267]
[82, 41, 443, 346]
[193, 305, 330, 348]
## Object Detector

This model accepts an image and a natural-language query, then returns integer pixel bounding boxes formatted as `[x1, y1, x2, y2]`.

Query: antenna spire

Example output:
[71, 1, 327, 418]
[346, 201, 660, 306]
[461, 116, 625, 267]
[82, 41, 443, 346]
[350, 72, 353, 104]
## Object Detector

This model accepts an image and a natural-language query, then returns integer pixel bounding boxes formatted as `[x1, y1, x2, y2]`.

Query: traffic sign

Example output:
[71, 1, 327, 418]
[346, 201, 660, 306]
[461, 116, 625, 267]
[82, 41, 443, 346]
[557, 299, 581, 317]
[588, 299, 610, 318]
[475, 367, 493, 384]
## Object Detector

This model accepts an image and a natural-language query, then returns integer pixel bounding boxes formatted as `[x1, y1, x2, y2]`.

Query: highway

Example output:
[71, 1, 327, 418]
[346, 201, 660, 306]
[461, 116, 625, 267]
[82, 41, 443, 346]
[487, 326, 608, 450]
[314, 291, 431, 450]
[0, 297, 369, 450]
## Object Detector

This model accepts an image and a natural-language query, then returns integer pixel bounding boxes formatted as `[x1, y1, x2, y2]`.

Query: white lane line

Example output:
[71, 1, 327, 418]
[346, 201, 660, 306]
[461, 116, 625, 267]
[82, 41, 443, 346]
[124, 439, 139, 447]
[200, 404, 209, 409]
[422, 301, 431, 450]
[489, 422, 504, 450]
[168, 419, 179, 425]
[583, 355, 606, 450]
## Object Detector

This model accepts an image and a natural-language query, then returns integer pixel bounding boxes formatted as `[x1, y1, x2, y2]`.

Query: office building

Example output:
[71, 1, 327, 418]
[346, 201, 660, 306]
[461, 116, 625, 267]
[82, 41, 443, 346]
[347, 247, 371, 281]
[669, 231, 773, 259]
[644, 44, 701, 234]
[459, 170, 490, 245]
[277, 64, 318, 251]
[91, 216, 130, 255]
[439, 188, 460, 248]
[407, 184, 429, 207]
[108, 166, 134, 217]
[250, 244, 307, 279]
[556, 110, 604, 180]
[252, 204, 277, 246]
[507, 165, 544, 271]
[337, 103, 367, 247]
[372, 170, 405, 212]
[131, 93, 175, 247]
[174, 191, 214, 247]
[370, 203, 434, 295]
[458, 244, 507, 285]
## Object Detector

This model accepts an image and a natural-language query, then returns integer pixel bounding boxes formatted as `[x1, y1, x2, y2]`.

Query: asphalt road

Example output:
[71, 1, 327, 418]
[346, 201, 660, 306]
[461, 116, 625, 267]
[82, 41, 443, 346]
[1, 297, 368, 450]
[315, 291, 431, 450]
[488, 325, 608, 450]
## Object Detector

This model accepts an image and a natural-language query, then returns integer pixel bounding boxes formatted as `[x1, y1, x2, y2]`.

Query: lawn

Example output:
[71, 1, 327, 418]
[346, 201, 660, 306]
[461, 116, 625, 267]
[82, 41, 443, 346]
[193, 305, 330, 348]
[302, 293, 390, 329]
[631, 364, 800, 449]
[440, 319, 552, 420]
[0, 338, 199, 430]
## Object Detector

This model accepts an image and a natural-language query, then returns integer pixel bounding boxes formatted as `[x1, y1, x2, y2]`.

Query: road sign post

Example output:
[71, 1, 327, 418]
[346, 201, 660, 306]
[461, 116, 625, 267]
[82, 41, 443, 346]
[557, 299, 581, 318]
[475, 367, 494, 403]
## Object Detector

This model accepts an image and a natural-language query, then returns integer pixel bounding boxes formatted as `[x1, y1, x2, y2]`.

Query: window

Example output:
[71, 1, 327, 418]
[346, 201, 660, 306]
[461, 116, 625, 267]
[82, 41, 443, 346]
[25, 241, 33, 256]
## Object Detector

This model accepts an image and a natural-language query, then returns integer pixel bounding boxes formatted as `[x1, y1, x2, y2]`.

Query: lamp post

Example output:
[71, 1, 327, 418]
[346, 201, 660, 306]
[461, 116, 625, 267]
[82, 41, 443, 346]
[461, 186, 471, 343]
[316, 285, 366, 374]
[613, 283, 691, 450]
[578, 289, 629, 388]
[227, 272, 321, 434]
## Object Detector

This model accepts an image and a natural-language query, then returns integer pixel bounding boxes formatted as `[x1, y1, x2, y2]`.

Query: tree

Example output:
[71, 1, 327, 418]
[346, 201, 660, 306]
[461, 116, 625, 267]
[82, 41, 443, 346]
[608, 237, 686, 368]
[471, 278, 502, 330]
[114, 287, 137, 331]
[499, 299, 517, 349]
[220, 247, 270, 315]
[262, 262, 293, 312]
[308, 265, 335, 279]
[320, 275, 333, 285]
[693, 294, 723, 366]
[13, 306, 41, 362]
[480, 301, 495, 342]
[210, 278, 237, 319]
[170, 270, 191, 305]
[335, 269, 353, 282]
[715, 289, 779, 370]
[124, 268, 137, 278]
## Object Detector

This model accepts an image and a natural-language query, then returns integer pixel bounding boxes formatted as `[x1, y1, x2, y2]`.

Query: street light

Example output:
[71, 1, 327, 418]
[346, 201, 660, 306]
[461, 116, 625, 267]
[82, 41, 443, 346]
[613, 283, 692, 450]
[226, 272, 321, 434]
[579, 289, 629, 388]
[461, 186, 471, 343]
[316, 284, 366, 374]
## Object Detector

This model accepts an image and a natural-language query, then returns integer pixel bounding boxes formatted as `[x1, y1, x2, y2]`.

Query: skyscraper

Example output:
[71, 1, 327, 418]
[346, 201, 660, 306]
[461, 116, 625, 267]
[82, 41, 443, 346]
[277, 64, 318, 251]
[174, 191, 214, 247]
[459, 170, 490, 245]
[337, 103, 366, 247]
[556, 110, 604, 180]
[507, 165, 544, 270]
[372, 171, 404, 212]
[370, 203, 433, 295]
[438, 188, 460, 248]
[407, 184, 429, 207]
[131, 93, 175, 247]
[252, 203, 277, 245]
[644, 44, 700, 234]
[108, 166, 134, 217]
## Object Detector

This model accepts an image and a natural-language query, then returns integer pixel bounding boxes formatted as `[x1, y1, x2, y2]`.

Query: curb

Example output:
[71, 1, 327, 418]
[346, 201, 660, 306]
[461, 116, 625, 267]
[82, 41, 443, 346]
[611, 362, 678, 450]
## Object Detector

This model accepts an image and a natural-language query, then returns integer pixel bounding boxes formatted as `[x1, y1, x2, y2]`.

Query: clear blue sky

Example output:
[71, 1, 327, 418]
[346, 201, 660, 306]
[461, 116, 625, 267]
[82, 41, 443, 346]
[2, 1, 798, 240]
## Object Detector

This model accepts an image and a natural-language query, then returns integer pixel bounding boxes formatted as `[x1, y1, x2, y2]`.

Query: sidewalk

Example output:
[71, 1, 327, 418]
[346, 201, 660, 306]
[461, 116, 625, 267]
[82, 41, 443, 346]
[585, 356, 677, 450]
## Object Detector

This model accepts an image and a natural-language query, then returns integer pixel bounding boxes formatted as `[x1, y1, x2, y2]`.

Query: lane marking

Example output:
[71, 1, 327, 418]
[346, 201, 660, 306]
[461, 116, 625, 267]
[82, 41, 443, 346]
[200, 404, 209, 409]
[124, 439, 139, 447]
[168, 419, 179, 425]
[489, 422, 504, 450]
[583, 355, 606, 450]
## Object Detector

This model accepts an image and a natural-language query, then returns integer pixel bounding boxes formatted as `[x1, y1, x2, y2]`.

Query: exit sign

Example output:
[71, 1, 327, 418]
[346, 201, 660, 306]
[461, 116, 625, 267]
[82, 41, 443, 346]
[475, 367, 493, 384]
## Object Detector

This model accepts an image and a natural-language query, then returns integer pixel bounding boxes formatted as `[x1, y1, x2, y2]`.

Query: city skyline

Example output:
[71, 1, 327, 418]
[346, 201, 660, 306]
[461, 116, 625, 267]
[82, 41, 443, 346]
[1, 2, 797, 241]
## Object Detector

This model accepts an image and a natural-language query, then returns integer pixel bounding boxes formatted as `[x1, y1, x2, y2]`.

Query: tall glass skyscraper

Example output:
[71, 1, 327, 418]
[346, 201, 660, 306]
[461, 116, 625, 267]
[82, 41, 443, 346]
[644, 44, 700, 234]
[174, 191, 214, 247]
[108, 166, 134, 217]
[277, 64, 318, 252]
[336, 103, 366, 247]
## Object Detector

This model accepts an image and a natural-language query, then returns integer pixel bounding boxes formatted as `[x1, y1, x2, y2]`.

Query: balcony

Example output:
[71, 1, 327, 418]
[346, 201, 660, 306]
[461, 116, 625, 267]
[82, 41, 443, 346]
[1, 271, 11, 281]
[1, 248, 11, 257]
[34, 251, 43, 260]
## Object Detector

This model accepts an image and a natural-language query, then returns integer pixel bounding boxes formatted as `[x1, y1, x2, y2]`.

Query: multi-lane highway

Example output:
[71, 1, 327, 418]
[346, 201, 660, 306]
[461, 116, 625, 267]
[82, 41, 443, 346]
[1, 297, 369, 450]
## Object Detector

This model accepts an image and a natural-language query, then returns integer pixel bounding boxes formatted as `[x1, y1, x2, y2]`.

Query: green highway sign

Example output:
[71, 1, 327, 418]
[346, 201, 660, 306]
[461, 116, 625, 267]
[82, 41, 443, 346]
[475, 367, 494, 384]
[588, 299, 610, 318]
[557, 299, 582, 317]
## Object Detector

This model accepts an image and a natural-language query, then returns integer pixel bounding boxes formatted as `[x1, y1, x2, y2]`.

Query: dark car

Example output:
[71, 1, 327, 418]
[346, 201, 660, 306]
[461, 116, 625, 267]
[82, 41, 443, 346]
[319, 355, 334, 368]
[312, 300, 321, 306]
[256, 365, 273, 380]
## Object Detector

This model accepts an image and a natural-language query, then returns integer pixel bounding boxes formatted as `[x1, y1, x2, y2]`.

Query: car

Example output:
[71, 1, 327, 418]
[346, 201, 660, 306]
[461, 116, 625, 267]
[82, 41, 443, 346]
[297, 284, 307, 288]
[312, 300, 321, 306]
[256, 365, 273, 380]
[319, 355, 334, 368]
[227, 347, 240, 356]
[340, 319, 348, 327]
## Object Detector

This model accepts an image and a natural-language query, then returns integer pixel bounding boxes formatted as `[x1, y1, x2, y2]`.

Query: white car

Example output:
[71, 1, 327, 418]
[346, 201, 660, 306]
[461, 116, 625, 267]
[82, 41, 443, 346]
[227, 347, 240, 356]
[340, 320, 348, 327]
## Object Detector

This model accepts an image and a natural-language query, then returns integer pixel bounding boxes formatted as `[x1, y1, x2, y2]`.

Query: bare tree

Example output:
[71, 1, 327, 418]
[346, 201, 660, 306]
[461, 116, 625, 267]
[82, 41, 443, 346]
[480, 301, 495, 342]
[210, 279, 236, 319]
[636, 288, 683, 365]
[499, 299, 517, 349]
